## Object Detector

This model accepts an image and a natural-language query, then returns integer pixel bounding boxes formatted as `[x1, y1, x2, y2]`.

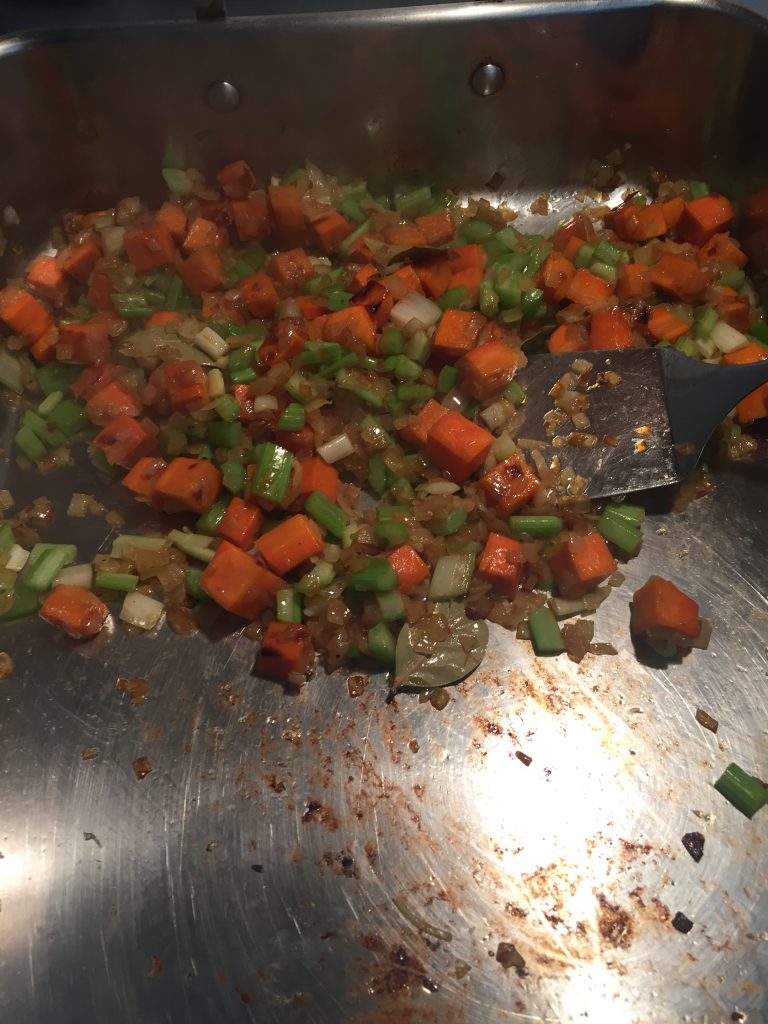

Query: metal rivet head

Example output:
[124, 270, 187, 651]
[206, 81, 241, 113]
[471, 63, 504, 97]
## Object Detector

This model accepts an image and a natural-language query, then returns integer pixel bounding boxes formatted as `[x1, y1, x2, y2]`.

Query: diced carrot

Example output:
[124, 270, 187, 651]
[663, 196, 686, 230]
[124, 221, 176, 272]
[154, 457, 222, 514]
[562, 236, 583, 261]
[415, 210, 454, 246]
[323, 306, 376, 353]
[382, 223, 427, 246]
[697, 233, 747, 268]
[610, 202, 668, 242]
[59, 237, 102, 282]
[458, 340, 520, 399]
[651, 253, 708, 302]
[551, 213, 596, 251]
[548, 323, 589, 353]
[590, 309, 633, 349]
[231, 194, 271, 242]
[183, 216, 226, 254]
[399, 398, 448, 449]
[268, 248, 314, 289]
[0, 286, 53, 343]
[564, 268, 613, 307]
[216, 159, 256, 201]
[742, 188, 768, 233]
[201, 540, 283, 619]
[717, 286, 751, 333]
[343, 235, 376, 264]
[267, 184, 306, 248]
[298, 457, 339, 501]
[72, 364, 115, 400]
[294, 294, 328, 319]
[351, 278, 393, 328]
[351, 264, 378, 291]
[122, 455, 167, 505]
[257, 621, 315, 678]
[615, 262, 653, 299]
[449, 266, 483, 294]
[93, 414, 156, 468]
[84, 380, 142, 426]
[539, 252, 575, 303]
[56, 321, 111, 364]
[239, 271, 279, 317]
[431, 309, 486, 361]
[164, 360, 209, 411]
[722, 342, 768, 424]
[387, 544, 430, 593]
[448, 244, 487, 274]
[87, 270, 114, 311]
[29, 326, 60, 365]
[216, 497, 264, 549]
[311, 210, 352, 253]
[146, 311, 184, 329]
[549, 532, 617, 598]
[477, 532, 525, 596]
[425, 410, 494, 482]
[181, 247, 226, 294]
[382, 265, 424, 298]
[156, 201, 187, 241]
[677, 194, 734, 246]
[27, 255, 68, 303]
[414, 258, 452, 299]
[255, 514, 324, 576]
[39, 585, 109, 640]
[477, 453, 540, 515]
[647, 306, 690, 343]
[630, 575, 700, 637]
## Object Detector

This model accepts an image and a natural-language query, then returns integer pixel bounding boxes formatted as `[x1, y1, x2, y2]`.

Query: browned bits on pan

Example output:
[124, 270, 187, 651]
[495, 941, 527, 974]
[116, 676, 148, 706]
[148, 956, 163, 977]
[681, 832, 705, 863]
[132, 756, 152, 780]
[80, 746, 100, 760]
[672, 911, 694, 934]
[695, 707, 719, 733]
[515, 751, 532, 766]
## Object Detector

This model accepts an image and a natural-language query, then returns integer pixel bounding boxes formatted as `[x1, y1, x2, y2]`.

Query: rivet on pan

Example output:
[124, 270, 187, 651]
[471, 63, 504, 97]
[206, 81, 241, 113]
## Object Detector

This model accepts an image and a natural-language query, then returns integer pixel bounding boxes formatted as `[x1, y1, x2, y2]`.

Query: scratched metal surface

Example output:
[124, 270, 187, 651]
[1, 2, 768, 1022]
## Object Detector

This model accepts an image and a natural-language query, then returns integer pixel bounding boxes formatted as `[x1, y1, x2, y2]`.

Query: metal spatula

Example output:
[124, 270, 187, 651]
[516, 348, 768, 498]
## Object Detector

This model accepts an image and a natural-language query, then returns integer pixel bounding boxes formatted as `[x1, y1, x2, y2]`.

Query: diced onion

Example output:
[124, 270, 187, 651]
[5, 544, 28, 572]
[696, 337, 717, 359]
[318, 433, 355, 464]
[277, 298, 301, 319]
[492, 431, 517, 461]
[416, 480, 461, 496]
[441, 389, 467, 412]
[119, 592, 164, 631]
[194, 326, 230, 359]
[479, 400, 509, 431]
[549, 595, 589, 618]
[711, 320, 748, 354]
[390, 293, 441, 330]
[207, 368, 225, 398]
[55, 563, 94, 589]
[251, 395, 279, 415]
[100, 226, 125, 257]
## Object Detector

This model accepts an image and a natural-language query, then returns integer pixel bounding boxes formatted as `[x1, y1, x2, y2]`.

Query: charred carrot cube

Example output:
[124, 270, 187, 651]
[311, 210, 352, 253]
[216, 497, 264, 549]
[351, 264, 378, 291]
[154, 457, 222, 514]
[432, 309, 486, 361]
[610, 202, 668, 242]
[56, 321, 111, 364]
[163, 360, 209, 411]
[425, 410, 494, 482]
[269, 248, 314, 289]
[255, 514, 324, 576]
[382, 223, 427, 246]
[698, 233, 747, 268]
[298, 457, 339, 501]
[548, 323, 589, 353]
[399, 399, 447, 449]
[239, 271, 279, 318]
[267, 184, 306, 248]
[0, 286, 53, 344]
[201, 540, 283, 619]
[677, 194, 734, 246]
[29, 326, 60, 364]
[93, 414, 156, 468]
[722, 343, 768, 424]
[156, 201, 187, 241]
[539, 252, 575, 303]
[216, 159, 256, 200]
[549, 532, 617, 598]
[448, 244, 487, 274]
[383, 265, 423, 297]
[352, 279, 393, 328]
[231, 194, 270, 242]
[477, 453, 540, 515]
[414, 258, 452, 299]
[124, 221, 176, 271]
[458, 340, 520, 399]
[717, 286, 751, 333]
[323, 306, 376, 352]
[589, 310, 633, 350]
[122, 456, 167, 505]
[59, 237, 101, 283]
[85, 380, 142, 426]
[257, 621, 315, 678]
[615, 263, 653, 299]
[630, 575, 700, 638]
[564, 268, 613, 307]
[183, 216, 226, 254]
[415, 210, 454, 246]
[651, 253, 708, 302]
[27, 255, 68, 303]
[477, 532, 525, 595]
[180, 247, 226, 294]
[387, 544, 430, 592]
[39, 585, 109, 640]
[647, 306, 690, 343]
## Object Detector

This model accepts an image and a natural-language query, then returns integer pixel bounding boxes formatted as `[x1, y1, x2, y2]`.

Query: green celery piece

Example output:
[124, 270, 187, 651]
[47, 398, 89, 438]
[0, 523, 14, 553]
[597, 508, 642, 555]
[0, 585, 39, 621]
[367, 622, 396, 666]
[714, 762, 768, 818]
[277, 403, 306, 432]
[0, 350, 23, 394]
[36, 362, 79, 396]
[461, 219, 495, 244]
[94, 572, 138, 593]
[394, 185, 432, 218]
[276, 588, 302, 624]
[509, 515, 563, 539]
[14, 426, 46, 463]
[22, 544, 77, 592]
[207, 420, 243, 449]
[222, 460, 246, 496]
[346, 558, 398, 593]
[248, 443, 294, 502]
[528, 605, 565, 655]
[196, 500, 228, 537]
[185, 567, 210, 602]
[305, 491, 348, 541]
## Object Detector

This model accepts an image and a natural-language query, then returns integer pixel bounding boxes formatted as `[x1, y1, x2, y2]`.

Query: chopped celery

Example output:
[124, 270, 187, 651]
[276, 588, 302, 624]
[296, 561, 335, 596]
[528, 606, 565, 655]
[367, 622, 396, 667]
[346, 559, 398, 593]
[168, 529, 215, 563]
[377, 590, 406, 621]
[222, 460, 246, 496]
[22, 543, 77, 592]
[305, 491, 348, 541]
[95, 572, 139, 593]
[247, 443, 294, 502]
[277, 403, 306, 432]
[427, 553, 475, 601]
